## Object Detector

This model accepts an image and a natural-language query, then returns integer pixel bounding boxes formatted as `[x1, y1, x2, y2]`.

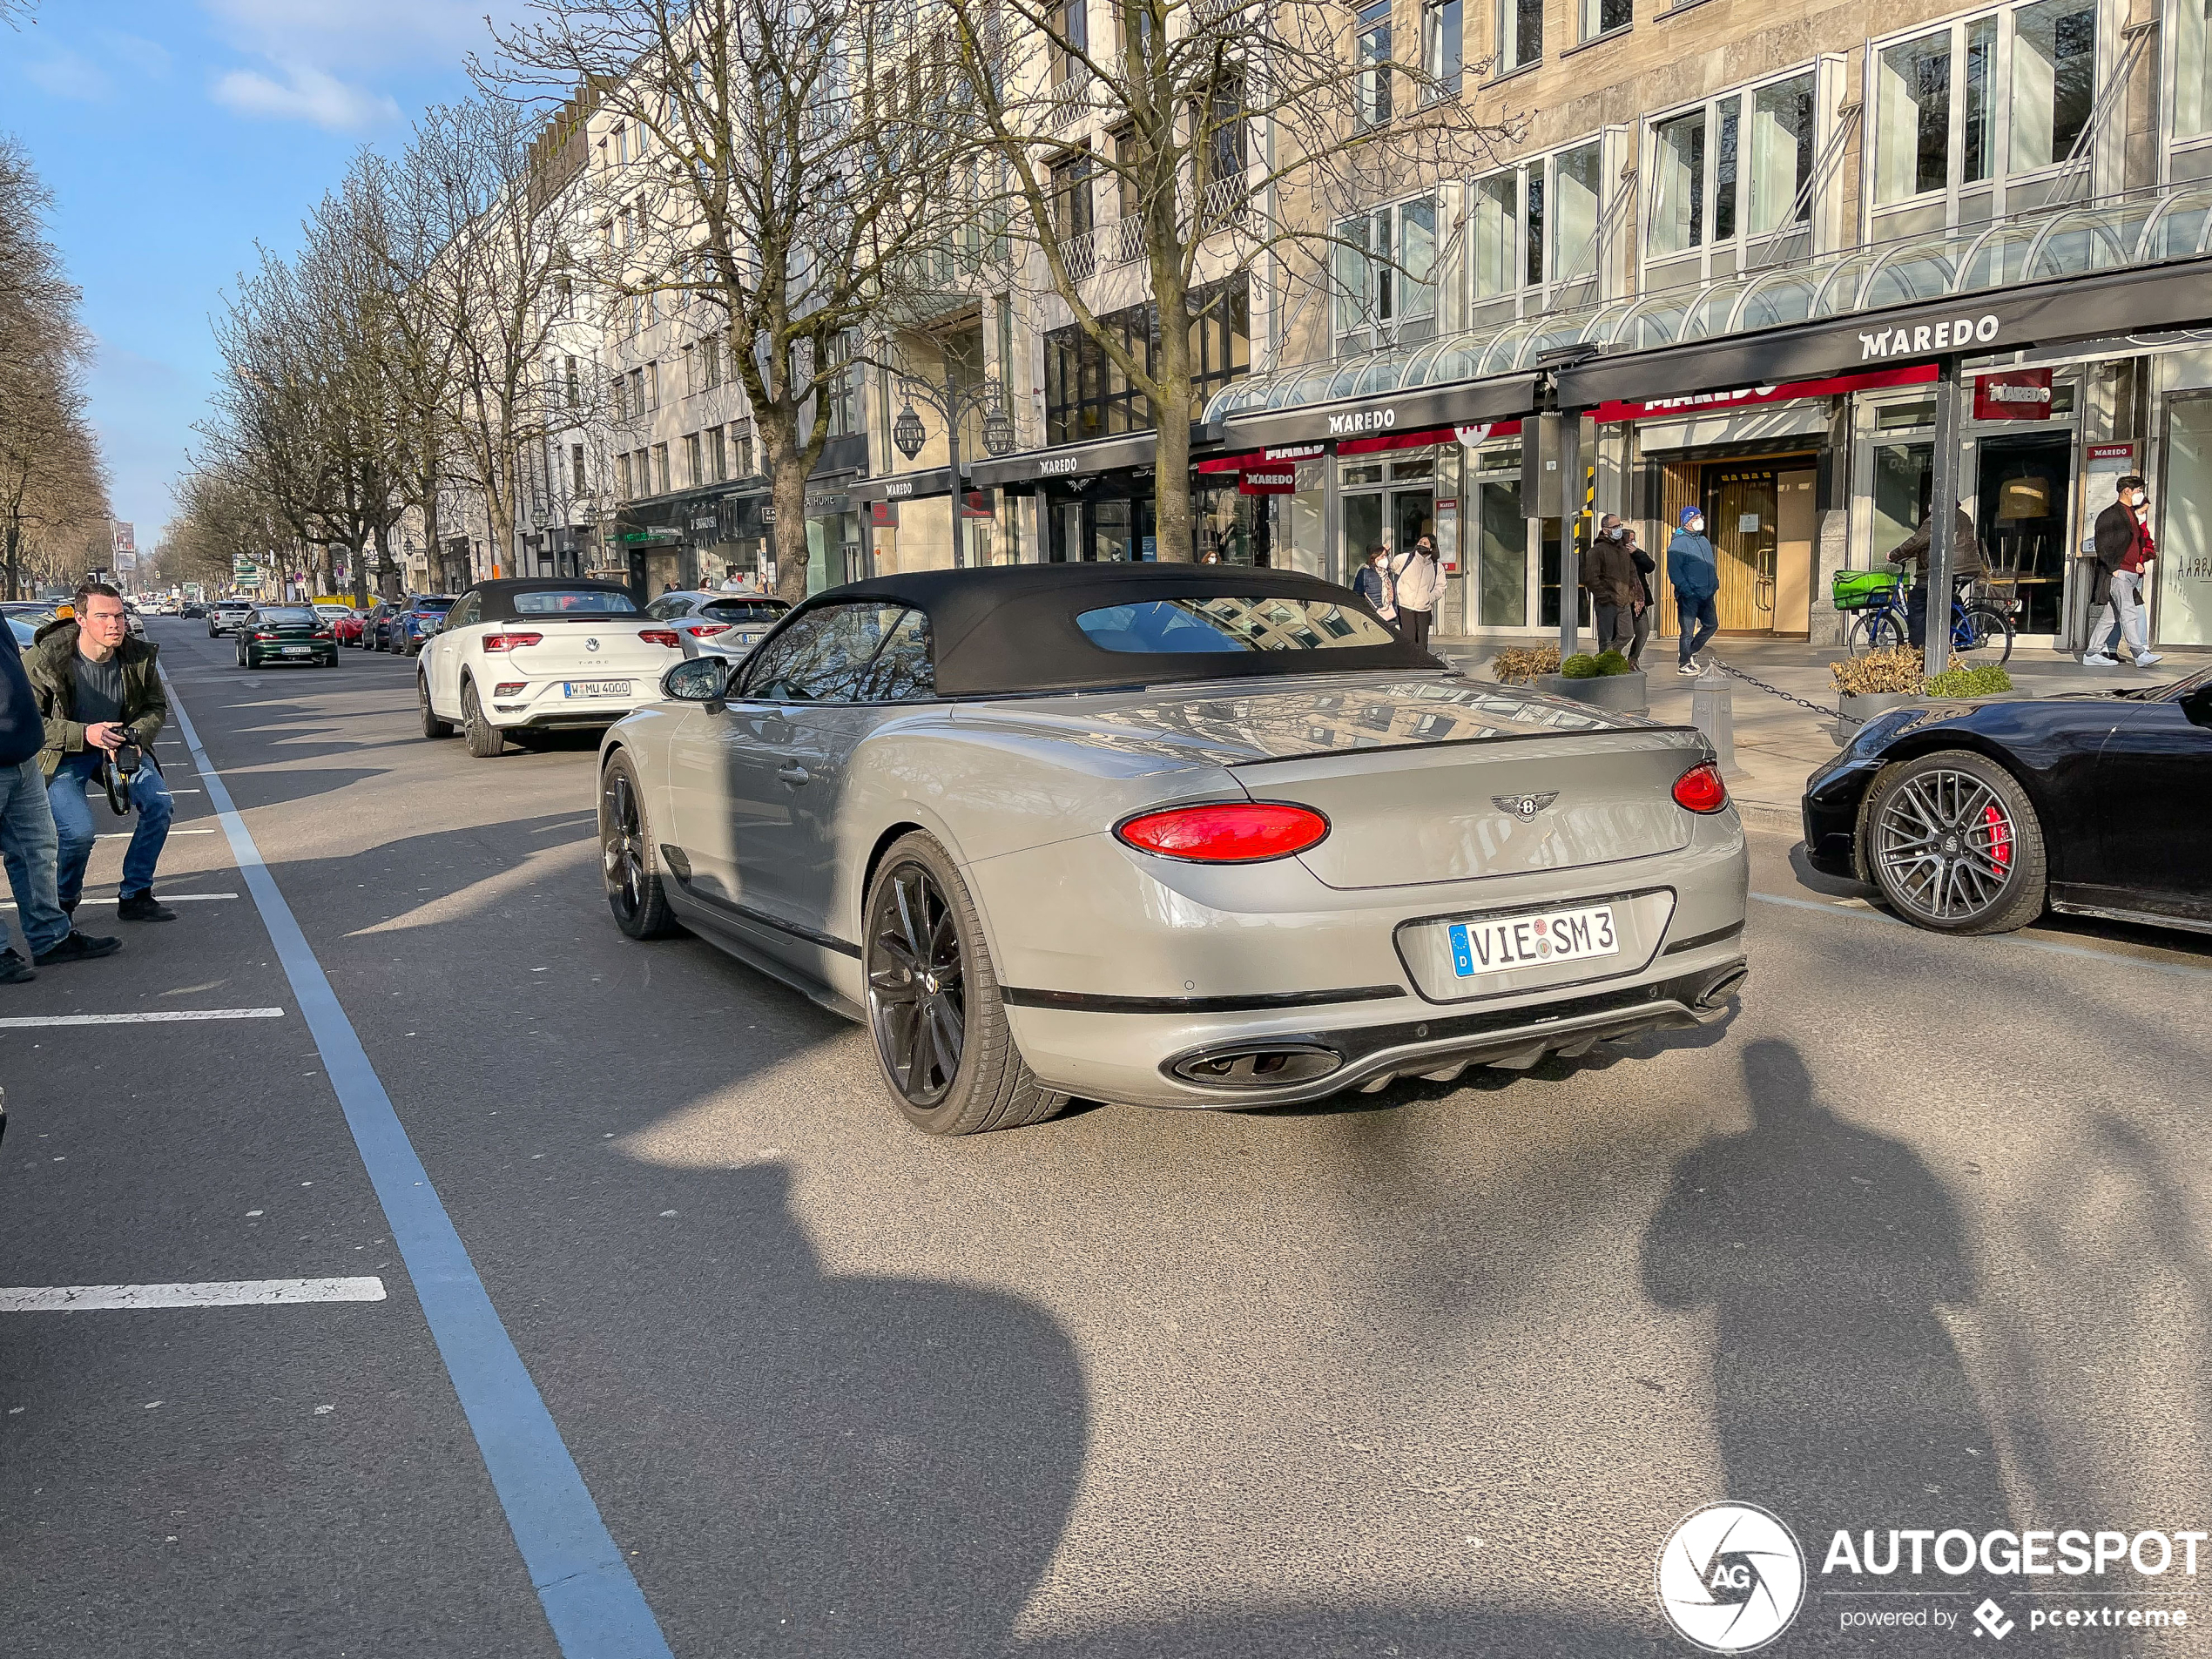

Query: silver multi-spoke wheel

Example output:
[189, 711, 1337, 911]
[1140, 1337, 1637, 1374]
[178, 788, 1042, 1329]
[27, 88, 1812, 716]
[861, 832, 1067, 1135]
[1864, 751, 2047, 934]
[867, 861, 965, 1109]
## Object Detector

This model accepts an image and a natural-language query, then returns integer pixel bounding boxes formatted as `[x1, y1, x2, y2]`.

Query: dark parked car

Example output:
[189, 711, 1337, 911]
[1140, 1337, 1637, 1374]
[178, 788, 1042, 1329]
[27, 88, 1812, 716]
[236, 605, 338, 669]
[365, 600, 405, 651]
[179, 603, 207, 618]
[390, 595, 456, 658]
[1803, 666, 2212, 935]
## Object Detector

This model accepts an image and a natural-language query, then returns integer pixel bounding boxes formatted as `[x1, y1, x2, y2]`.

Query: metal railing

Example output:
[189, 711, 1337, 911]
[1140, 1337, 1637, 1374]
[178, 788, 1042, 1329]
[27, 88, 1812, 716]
[1045, 67, 1092, 131]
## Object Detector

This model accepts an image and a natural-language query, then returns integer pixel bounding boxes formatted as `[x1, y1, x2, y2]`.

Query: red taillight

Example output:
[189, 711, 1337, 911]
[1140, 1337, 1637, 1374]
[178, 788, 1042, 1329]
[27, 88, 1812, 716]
[1672, 760, 1730, 814]
[252, 631, 274, 640]
[640, 629, 680, 648]
[481, 631, 544, 652]
[495, 681, 525, 696]
[683, 622, 732, 637]
[1116, 802, 1330, 863]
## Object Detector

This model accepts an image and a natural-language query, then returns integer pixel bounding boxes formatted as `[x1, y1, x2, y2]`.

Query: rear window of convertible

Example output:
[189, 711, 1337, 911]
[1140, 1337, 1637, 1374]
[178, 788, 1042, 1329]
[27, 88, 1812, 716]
[511, 589, 639, 615]
[1076, 596, 1396, 653]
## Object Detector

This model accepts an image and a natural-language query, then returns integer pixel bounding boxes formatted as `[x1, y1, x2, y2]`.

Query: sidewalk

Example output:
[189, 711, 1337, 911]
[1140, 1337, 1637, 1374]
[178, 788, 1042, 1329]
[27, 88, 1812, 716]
[1432, 633, 2209, 835]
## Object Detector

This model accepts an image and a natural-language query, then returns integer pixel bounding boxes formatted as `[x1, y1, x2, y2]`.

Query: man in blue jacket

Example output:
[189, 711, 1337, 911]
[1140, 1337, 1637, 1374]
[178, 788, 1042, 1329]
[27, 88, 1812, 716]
[1668, 506, 1721, 677]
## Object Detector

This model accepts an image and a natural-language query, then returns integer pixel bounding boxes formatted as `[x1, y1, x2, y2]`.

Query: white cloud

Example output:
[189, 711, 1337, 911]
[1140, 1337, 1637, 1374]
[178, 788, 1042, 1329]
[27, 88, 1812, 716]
[98, 31, 175, 80]
[24, 50, 114, 102]
[212, 63, 401, 131]
[200, 0, 536, 71]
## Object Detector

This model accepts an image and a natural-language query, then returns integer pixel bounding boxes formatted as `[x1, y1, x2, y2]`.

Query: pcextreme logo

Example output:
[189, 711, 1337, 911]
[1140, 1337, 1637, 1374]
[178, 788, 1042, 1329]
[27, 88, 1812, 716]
[1656, 1503, 1807, 1653]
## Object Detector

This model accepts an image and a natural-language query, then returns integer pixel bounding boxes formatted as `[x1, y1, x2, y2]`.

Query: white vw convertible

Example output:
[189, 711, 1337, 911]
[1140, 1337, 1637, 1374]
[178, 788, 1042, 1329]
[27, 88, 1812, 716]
[418, 578, 684, 756]
[599, 566, 1749, 1135]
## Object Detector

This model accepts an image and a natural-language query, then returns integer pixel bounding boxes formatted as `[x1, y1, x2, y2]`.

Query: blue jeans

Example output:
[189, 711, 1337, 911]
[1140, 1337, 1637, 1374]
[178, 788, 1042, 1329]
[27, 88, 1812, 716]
[50, 750, 173, 908]
[1676, 593, 1719, 665]
[0, 756, 68, 955]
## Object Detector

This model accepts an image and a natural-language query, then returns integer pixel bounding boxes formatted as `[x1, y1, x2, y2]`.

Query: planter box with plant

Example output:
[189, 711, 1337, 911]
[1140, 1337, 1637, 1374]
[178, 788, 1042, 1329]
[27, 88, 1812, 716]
[1830, 648, 2015, 735]
[1538, 649, 1648, 713]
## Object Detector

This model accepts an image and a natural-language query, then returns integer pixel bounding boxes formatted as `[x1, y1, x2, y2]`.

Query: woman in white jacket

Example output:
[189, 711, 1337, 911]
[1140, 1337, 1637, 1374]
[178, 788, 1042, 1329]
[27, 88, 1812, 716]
[1388, 535, 1444, 647]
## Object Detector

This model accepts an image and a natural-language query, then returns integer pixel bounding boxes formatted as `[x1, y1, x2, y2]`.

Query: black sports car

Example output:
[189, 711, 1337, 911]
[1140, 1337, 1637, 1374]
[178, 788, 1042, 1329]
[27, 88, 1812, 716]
[1803, 667, 2212, 935]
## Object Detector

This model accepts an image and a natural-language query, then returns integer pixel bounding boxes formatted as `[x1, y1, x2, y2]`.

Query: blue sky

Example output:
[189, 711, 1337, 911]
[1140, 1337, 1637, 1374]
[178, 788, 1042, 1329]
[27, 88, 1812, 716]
[3, 1, 533, 550]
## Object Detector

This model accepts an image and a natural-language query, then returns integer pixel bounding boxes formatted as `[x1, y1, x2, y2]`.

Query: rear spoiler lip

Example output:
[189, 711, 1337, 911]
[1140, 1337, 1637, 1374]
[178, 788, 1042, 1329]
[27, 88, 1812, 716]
[1224, 722, 1708, 769]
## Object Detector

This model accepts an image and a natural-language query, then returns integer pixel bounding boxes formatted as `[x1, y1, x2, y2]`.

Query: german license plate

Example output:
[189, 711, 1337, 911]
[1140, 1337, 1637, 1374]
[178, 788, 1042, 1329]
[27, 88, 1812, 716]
[282, 645, 310, 654]
[563, 679, 631, 698]
[1449, 905, 1618, 978]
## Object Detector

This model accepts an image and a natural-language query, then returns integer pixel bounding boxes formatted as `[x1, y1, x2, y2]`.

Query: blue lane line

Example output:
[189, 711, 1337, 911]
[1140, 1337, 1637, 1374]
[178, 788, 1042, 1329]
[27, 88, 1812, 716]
[162, 668, 673, 1659]
[1750, 889, 2212, 982]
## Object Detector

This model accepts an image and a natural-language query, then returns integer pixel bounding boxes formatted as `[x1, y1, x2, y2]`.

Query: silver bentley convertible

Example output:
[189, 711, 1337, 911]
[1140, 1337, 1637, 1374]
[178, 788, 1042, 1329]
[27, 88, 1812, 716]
[597, 566, 1748, 1134]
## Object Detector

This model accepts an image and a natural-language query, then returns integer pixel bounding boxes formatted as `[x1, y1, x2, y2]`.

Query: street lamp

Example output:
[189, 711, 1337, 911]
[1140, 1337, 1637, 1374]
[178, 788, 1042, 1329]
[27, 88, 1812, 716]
[885, 361, 1018, 570]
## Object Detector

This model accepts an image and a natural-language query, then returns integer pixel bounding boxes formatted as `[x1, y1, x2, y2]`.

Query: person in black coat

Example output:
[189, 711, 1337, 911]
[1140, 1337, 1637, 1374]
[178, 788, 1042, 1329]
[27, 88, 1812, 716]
[2082, 474, 2161, 668]
[0, 620, 117, 980]
[1886, 502, 1983, 649]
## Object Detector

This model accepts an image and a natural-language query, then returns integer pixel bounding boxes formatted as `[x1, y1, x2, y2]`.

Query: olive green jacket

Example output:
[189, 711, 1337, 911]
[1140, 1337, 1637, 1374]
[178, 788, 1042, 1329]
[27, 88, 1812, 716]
[24, 620, 167, 781]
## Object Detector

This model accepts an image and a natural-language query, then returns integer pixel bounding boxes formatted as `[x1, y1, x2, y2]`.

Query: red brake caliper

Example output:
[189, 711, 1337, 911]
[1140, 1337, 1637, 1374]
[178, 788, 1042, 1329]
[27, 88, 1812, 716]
[1981, 804, 2013, 871]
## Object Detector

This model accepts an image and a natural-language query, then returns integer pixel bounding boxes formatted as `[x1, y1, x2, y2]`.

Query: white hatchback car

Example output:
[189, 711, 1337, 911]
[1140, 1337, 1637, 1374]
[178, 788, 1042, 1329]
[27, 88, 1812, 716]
[642, 590, 791, 660]
[416, 578, 682, 757]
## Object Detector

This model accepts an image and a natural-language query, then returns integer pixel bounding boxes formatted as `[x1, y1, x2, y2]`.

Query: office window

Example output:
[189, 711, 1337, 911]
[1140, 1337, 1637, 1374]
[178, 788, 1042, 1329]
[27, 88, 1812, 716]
[1469, 171, 1517, 301]
[1051, 146, 1095, 243]
[709, 426, 728, 482]
[1049, 0, 1089, 84]
[571, 443, 587, 496]
[646, 361, 660, 409]
[2011, 0, 2095, 170]
[683, 343, 697, 396]
[565, 355, 579, 409]
[1335, 197, 1438, 343]
[1422, 0, 1462, 92]
[1549, 141, 1602, 287]
[732, 419, 755, 476]
[1580, 0, 1629, 42]
[685, 432, 704, 487]
[2178, 0, 2212, 138]
[1649, 109, 1708, 255]
[617, 452, 634, 498]
[653, 444, 671, 494]
[1467, 137, 1605, 311]
[1046, 280, 1247, 443]
[1878, 31, 1952, 201]
[1749, 74, 1817, 233]
[627, 368, 644, 420]
[1500, 0, 1541, 72]
[1357, 1, 1392, 127]
[700, 334, 722, 390]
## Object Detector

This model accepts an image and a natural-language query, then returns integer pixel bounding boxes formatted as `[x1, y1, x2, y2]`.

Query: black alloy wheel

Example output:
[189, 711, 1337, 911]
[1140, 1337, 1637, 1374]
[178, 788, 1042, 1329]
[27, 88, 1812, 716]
[598, 754, 678, 939]
[862, 833, 1067, 1136]
[460, 679, 505, 758]
[1863, 749, 2047, 934]
[418, 674, 453, 738]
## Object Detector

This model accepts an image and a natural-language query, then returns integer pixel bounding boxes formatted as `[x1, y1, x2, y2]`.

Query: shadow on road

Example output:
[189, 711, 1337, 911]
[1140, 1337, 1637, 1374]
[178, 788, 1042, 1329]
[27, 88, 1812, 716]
[1641, 1038, 2012, 1546]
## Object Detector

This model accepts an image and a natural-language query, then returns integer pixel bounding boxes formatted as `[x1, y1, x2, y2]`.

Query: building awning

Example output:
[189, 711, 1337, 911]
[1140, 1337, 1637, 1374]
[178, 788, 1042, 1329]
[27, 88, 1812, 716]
[967, 430, 1161, 489]
[847, 467, 954, 503]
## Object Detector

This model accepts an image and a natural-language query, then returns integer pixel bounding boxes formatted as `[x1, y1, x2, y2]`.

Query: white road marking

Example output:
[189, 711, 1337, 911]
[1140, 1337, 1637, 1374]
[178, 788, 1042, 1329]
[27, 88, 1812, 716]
[1, 893, 238, 909]
[97, 828, 216, 839]
[0, 1008, 285, 1028]
[0, 1278, 386, 1312]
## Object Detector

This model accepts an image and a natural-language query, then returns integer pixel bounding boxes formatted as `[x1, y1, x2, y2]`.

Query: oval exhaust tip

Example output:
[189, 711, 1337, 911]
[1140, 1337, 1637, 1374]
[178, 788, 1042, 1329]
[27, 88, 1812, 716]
[1172, 1043, 1343, 1088]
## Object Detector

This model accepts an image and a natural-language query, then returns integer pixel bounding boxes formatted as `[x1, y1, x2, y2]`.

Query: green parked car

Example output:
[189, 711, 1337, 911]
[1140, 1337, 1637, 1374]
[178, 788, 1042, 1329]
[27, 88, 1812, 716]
[236, 604, 338, 669]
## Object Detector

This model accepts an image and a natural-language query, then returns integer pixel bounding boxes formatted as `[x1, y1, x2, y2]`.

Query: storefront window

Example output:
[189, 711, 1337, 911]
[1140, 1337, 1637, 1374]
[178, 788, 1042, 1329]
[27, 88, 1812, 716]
[1871, 442, 1935, 562]
[1477, 464, 1526, 627]
[2160, 395, 2212, 644]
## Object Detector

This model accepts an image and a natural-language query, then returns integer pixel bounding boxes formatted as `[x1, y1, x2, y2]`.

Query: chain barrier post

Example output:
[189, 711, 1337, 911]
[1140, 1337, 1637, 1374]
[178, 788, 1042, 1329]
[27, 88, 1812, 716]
[1690, 665, 1736, 772]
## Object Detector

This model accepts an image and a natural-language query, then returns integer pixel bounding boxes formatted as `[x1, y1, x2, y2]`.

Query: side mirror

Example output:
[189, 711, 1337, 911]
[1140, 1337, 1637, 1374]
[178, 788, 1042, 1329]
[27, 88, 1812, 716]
[662, 657, 729, 705]
[2182, 685, 2212, 731]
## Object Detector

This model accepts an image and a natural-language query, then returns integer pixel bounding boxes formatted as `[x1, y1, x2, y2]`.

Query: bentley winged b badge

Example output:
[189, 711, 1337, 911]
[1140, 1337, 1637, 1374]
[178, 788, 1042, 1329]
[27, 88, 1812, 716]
[1494, 792, 1560, 821]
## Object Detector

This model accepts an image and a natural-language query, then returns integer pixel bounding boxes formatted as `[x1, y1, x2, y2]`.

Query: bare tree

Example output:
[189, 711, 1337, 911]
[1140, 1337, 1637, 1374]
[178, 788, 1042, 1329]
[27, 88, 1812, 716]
[399, 96, 586, 587]
[493, 0, 976, 600]
[0, 135, 108, 599]
[943, 0, 1507, 559]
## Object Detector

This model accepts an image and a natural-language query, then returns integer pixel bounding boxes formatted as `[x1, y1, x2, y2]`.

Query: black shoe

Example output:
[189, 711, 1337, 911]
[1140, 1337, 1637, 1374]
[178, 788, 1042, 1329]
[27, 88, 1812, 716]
[60, 898, 76, 915]
[0, 948, 34, 984]
[33, 931, 122, 967]
[117, 891, 177, 922]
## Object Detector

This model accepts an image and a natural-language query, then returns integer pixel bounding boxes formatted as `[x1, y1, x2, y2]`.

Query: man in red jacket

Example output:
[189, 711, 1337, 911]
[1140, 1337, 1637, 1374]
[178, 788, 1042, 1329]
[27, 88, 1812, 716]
[2083, 474, 2162, 668]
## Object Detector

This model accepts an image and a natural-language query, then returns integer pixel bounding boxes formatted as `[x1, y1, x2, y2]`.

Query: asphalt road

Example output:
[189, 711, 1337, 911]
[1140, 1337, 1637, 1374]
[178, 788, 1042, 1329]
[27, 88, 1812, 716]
[3, 617, 2209, 1657]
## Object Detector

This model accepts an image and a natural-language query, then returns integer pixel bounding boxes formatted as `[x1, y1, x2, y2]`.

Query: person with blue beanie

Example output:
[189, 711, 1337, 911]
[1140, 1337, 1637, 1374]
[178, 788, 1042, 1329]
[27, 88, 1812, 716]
[1668, 505, 1720, 677]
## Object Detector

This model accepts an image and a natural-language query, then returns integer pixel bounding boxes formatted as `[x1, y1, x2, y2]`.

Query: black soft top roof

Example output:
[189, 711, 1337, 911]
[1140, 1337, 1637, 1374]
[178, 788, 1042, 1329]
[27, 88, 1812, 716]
[461, 578, 637, 624]
[777, 564, 1440, 698]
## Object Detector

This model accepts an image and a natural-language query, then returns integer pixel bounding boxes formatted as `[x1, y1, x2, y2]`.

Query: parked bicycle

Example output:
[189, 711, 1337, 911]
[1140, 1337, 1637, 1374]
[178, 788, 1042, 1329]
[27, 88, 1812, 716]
[1835, 563, 2014, 664]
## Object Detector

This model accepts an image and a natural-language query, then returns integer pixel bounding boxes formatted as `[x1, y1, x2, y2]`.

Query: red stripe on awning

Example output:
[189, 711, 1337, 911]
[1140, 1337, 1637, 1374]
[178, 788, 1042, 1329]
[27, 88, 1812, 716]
[1594, 362, 1937, 424]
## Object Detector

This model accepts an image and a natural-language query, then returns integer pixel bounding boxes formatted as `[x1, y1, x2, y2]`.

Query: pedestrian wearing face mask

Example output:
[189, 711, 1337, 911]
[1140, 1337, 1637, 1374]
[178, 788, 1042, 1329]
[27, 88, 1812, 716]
[1583, 516, 1641, 657]
[1353, 545, 1397, 624]
[2083, 474, 2162, 669]
[1668, 507, 1720, 677]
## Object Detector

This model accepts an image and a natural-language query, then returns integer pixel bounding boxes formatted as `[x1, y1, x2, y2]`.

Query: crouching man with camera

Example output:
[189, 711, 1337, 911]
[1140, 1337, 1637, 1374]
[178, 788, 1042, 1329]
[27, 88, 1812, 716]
[30, 583, 175, 927]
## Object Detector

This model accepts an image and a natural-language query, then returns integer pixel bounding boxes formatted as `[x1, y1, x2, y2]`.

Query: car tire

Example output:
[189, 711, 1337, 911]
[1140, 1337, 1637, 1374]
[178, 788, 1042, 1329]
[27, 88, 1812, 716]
[461, 678, 504, 758]
[418, 676, 453, 738]
[862, 831, 1068, 1136]
[599, 752, 680, 940]
[1861, 749, 2047, 935]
